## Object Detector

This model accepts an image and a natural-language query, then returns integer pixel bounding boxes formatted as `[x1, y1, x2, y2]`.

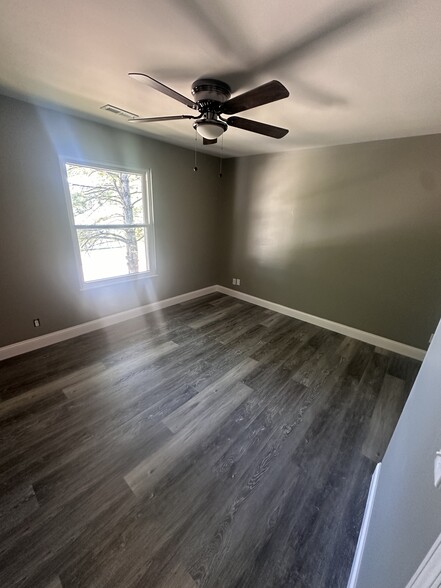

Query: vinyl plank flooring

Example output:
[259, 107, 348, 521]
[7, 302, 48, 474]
[45, 576, 63, 588]
[240, 377, 361, 588]
[189, 459, 301, 587]
[163, 358, 257, 433]
[292, 331, 341, 384]
[0, 477, 135, 587]
[189, 336, 260, 393]
[156, 562, 197, 588]
[346, 342, 375, 383]
[32, 422, 171, 507]
[186, 386, 313, 587]
[71, 374, 305, 585]
[0, 294, 420, 588]
[125, 379, 254, 497]
[281, 376, 378, 587]
[387, 353, 421, 393]
[362, 374, 407, 462]
[0, 427, 95, 495]
[215, 305, 269, 345]
[0, 363, 106, 419]
[187, 302, 244, 330]
[0, 483, 40, 534]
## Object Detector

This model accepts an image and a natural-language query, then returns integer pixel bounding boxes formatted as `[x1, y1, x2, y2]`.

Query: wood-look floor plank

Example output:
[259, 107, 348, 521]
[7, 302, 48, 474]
[156, 561, 196, 588]
[0, 426, 95, 495]
[0, 484, 40, 534]
[0, 477, 136, 587]
[45, 575, 63, 588]
[281, 374, 377, 587]
[239, 376, 363, 588]
[181, 382, 314, 587]
[125, 380, 254, 497]
[121, 384, 308, 587]
[163, 357, 257, 433]
[362, 374, 407, 462]
[346, 342, 375, 383]
[32, 422, 171, 508]
[214, 305, 269, 345]
[189, 459, 301, 587]
[0, 363, 106, 418]
[187, 302, 244, 330]
[189, 337, 261, 393]
[179, 293, 225, 309]
[62, 340, 178, 399]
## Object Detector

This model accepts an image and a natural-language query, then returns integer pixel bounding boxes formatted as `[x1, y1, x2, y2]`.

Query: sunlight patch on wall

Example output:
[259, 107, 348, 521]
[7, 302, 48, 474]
[244, 156, 298, 267]
[238, 148, 441, 273]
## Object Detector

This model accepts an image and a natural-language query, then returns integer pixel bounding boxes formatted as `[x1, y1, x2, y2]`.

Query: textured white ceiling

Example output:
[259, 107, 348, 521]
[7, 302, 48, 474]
[0, 0, 440, 157]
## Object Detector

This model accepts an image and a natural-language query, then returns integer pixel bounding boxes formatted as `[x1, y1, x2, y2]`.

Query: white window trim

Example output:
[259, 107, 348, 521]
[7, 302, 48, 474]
[60, 158, 157, 289]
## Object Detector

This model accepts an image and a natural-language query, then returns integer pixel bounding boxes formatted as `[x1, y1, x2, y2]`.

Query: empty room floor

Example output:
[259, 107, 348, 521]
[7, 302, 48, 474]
[0, 293, 420, 587]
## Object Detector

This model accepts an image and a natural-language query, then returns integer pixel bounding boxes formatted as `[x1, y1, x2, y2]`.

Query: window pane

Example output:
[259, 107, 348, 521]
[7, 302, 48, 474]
[66, 164, 145, 225]
[77, 228, 149, 282]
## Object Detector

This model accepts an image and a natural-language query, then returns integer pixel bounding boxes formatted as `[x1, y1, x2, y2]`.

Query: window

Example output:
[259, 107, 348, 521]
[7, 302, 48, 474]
[64, 162, 156, 285]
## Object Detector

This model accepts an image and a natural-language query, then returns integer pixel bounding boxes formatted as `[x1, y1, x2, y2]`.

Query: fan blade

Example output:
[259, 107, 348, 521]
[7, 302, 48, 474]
[129, 73, 197, 110]
[227, 116, 288, 139]
[221, 81, 289, 115]
[129, 115, 197, 123]
[203, 138, 217, 145]
[167, 0, 252, 63]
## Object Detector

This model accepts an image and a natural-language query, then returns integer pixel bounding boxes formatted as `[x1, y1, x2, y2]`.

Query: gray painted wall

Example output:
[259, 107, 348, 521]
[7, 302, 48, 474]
[218, 136, 441, 349]
[1, 92, 441, 353]
[0, 95, 221, 347]
[355, 317, 441, 588]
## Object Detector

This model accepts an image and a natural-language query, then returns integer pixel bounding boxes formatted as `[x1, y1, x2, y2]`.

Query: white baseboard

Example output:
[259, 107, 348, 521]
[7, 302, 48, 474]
[347, 463, 382, 588]
[216, 286, 425, 361]
[0, 286, 217, 361]
[1, 284, 426, 362]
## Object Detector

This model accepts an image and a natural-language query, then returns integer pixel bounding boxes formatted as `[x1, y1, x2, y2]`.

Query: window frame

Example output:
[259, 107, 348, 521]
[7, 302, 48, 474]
[61, 158, 157, 289]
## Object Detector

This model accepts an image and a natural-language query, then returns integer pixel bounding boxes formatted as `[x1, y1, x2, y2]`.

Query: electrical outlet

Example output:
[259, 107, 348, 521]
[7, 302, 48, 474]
[236, 278, 241, 286]
[33, 318, 40, 327]
[232, 278, 237, 285]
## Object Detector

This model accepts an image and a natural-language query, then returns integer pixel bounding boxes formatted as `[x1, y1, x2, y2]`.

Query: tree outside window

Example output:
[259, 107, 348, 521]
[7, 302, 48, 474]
[64, 162, 155, 284]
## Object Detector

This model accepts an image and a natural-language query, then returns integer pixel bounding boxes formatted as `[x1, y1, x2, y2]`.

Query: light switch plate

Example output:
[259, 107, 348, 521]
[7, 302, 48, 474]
[434, 451, 441, 488]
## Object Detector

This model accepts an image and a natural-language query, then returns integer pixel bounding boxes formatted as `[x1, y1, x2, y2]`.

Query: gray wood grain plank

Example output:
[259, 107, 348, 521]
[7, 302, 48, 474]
[0, 363, 106, 418]
[164, 357, 257, 433]
[45, 575, 63, 588]
[187, 302, 245, 330]
[62, 341, 178, 399]
[125, 379, 254, 497]
[362, 374, 407, 462]
[156, 562, 197, 588]
[0, 484, 40, 534]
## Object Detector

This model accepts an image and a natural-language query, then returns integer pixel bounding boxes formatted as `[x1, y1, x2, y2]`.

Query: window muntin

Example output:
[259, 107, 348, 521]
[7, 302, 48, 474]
[64, 162, 155, 285]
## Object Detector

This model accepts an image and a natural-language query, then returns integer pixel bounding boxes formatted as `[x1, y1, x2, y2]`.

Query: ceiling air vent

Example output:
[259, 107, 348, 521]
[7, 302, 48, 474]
[100, 104, 138, 119]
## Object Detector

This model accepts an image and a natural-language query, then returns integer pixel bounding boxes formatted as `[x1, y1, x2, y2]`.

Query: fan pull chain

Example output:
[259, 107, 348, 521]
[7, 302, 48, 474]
[219, 134, 224, 178]
[193, 127, 198, 172]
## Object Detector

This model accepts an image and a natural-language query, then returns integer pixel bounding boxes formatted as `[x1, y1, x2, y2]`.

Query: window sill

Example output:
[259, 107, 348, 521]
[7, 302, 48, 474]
[80, 272, 159, 290]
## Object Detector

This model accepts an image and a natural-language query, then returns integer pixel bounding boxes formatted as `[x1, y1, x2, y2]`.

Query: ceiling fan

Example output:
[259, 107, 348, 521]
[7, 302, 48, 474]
[127, 73, 289, 145]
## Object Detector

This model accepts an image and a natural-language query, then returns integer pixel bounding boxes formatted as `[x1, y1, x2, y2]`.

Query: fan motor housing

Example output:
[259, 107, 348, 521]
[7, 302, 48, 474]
[191, 79, 231, 104]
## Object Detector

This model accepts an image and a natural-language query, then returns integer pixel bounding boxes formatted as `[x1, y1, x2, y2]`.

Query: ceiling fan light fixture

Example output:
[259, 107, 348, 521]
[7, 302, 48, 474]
[128, 72, 289, 142]
[193, 119, 227, 140]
